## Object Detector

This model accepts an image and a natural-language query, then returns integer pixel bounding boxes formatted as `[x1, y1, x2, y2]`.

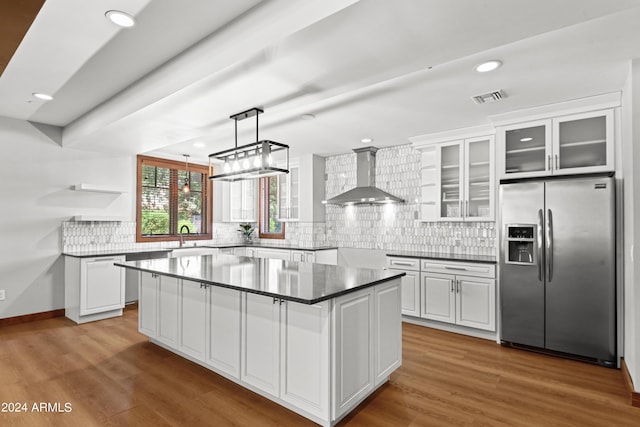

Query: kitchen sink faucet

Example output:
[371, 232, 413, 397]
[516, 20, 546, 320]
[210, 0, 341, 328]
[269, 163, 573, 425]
[179, 224, 190, 247]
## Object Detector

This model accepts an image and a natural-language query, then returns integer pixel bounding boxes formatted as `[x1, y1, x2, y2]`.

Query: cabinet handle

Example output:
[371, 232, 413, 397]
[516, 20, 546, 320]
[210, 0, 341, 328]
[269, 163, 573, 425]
[555, 154, 559, 170]
[273, 298, 278, 304]
[450, 280, 454, 292]
[151, 273, 158, 278]
[391, 261, 414, 266]
[279, 299, 285, 305]
[465, 200, 469, 217]
[444, 266, 467, 271]
[548, 155, 552, 171]
[456, 280, 461, 293]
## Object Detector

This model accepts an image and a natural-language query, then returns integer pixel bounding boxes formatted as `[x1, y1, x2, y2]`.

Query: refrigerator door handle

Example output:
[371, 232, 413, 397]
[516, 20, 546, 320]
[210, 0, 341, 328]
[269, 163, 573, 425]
[537, 209, 544, 282]
[547, 209, 553, 282]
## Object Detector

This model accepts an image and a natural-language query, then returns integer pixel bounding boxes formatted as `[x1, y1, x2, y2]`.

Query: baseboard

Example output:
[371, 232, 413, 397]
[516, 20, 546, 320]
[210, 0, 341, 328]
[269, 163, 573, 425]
[0, 309, 65, 327]
[621, 358, 640, 408]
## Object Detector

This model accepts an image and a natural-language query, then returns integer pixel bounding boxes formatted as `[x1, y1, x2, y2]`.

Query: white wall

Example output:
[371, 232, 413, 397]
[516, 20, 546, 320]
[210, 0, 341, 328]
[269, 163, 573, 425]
[622, 60, 640, 390]
[0, 117, 133, 318]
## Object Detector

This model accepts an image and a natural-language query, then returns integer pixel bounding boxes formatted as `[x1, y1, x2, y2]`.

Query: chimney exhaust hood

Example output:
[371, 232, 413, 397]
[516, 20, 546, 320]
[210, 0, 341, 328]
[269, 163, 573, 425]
[325, 147, 405, 206]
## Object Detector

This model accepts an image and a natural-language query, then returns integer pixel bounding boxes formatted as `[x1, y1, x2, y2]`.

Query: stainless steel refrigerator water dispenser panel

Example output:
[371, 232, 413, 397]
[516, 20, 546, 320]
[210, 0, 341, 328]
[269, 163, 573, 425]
[505, 224, 537, 265]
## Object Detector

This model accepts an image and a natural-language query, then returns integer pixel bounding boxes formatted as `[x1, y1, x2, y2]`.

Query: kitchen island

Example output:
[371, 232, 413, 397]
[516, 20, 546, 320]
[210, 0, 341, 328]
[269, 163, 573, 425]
[115, 254, 404, 427]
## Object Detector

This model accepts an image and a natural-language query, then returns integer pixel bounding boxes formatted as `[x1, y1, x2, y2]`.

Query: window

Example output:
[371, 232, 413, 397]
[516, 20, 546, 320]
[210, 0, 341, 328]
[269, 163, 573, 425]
[259, 176, 284, 239]
[136, 155, 212, 242]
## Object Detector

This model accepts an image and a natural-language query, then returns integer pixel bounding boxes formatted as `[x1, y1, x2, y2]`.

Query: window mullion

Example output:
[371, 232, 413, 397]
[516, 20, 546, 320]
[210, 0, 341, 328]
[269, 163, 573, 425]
[169, 168, 178, 235]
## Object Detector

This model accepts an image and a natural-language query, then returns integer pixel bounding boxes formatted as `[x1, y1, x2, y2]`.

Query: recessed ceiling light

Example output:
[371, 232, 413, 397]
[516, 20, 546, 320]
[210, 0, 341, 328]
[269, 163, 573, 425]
[32, 92, 53, 101]
[520, 137, 533, 142]
[300, 114, 315, 120]
[193, 142, 205, 148]
[475, 60, 502, 73]
[105, 10, 136, 28]
[361, 138, 373, 143]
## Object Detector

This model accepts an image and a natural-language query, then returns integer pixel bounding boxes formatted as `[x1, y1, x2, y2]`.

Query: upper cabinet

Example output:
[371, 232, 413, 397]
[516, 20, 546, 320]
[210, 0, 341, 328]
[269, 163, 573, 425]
[278, 164, 300, 221]
[228, 180, 257, 222]
[498, 108, 614, 179]
[412, 126, 495, 222]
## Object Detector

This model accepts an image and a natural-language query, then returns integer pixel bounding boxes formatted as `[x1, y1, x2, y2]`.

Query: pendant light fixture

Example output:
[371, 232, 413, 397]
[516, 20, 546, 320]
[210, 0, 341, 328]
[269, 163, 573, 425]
[182, 154, 191, 193]
[208, 107, 289, 181]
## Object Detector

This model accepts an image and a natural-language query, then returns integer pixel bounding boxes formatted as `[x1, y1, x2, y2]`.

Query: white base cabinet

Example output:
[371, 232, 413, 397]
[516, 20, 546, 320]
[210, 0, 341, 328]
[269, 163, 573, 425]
[137, 271, 401, 427]
[420, 260, 496, 331]
[64, 255, 126, 324]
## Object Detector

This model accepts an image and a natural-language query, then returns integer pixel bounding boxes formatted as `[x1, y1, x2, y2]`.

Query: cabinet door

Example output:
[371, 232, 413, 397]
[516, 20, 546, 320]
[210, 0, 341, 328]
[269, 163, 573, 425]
[179, 280, 207, 360]
[500, 119, 552, 179]
[242, 180, 257, 221]
[138, 272, 158, 337]
[81, 256, 125, 315]
[256, 249, 290, 260]
[278, 172, 289, 219]
[456, 277, 495, 331]
[241, 293, 280, 397]
[464, 136, 494, 221]
[288, 165, 300, 220]
[436, 141, 464, 221]
[421, 273, 456, 324]
[229, 181, 243, 221]
[290, 250, 304, 262]
[390, 269, 420, 317]
[157, 276, 179, 347]
[373, 279, 402, 387]
[280, 300, 330, 419]
[207, 286, 242, 378]
[552, 109, 614, 175]
[332, 287, 374, 419]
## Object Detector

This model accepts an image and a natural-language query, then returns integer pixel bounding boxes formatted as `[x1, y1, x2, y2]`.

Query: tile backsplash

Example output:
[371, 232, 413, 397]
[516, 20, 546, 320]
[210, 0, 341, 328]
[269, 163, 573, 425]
[324, 144, 497, 256]
[63, 144, 496, 255]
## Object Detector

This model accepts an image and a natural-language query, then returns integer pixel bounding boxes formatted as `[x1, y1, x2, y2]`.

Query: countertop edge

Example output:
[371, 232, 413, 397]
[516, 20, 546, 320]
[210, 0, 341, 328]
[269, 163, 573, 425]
[115, 262, 405, 305]
[386, 252, 497, 264]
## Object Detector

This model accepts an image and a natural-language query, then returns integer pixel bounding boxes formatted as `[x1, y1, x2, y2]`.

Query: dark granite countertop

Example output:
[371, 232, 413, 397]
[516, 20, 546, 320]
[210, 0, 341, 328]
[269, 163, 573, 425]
[63, 243, 338, 258]
[115, 254, 404, 305]
[386, 250, 496, 264]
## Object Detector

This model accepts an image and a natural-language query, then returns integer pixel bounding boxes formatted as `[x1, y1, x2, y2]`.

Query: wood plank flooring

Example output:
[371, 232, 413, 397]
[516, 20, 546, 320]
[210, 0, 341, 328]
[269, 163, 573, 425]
[1, 305, 638, 426]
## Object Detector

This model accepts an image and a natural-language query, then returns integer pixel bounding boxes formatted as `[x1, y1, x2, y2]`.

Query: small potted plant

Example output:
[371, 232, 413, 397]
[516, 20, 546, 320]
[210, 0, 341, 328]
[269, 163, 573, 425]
[238, 223, 255, 243]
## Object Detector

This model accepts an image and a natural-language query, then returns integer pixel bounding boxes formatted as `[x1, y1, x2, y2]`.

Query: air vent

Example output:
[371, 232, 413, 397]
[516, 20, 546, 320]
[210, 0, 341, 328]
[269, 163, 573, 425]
[471, 90, 506, 105]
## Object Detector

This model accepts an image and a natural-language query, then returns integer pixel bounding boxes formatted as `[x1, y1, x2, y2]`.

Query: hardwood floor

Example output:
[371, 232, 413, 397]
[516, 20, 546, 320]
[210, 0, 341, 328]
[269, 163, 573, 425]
[0, 306, 638, 426]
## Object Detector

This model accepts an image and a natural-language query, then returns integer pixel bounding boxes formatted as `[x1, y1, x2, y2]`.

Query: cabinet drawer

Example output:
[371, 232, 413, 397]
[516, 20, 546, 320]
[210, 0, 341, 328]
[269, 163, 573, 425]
[421, 260, 495, 278]
[386, 257, 420, 271]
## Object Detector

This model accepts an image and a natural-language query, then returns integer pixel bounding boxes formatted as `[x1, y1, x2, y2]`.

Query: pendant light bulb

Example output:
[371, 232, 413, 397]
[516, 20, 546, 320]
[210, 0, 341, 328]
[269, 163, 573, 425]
[232, 154, 240, 172]
[182, 154, 191, 193]
[223, 156, 231, 173]
[242, 153, 250, 170]
[253, 148, 262, 168]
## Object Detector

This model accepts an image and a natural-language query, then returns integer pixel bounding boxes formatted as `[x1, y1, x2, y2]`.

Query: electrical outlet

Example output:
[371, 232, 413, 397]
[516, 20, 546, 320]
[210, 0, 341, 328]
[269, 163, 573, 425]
[0, 289, 5, 301]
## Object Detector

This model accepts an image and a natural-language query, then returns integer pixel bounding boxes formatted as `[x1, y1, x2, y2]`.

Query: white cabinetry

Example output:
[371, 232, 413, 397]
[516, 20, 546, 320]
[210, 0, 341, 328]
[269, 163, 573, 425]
[411, 126, 495, 222]
[157, 275, 180, 347]
[255, 248, 291, 260]
[386, 256, 420, 317]
[225, 180, 257, 222]
[420, 260, 495, 331]
[64, 255, 126, 324]
[291, 249, 314, 263]
[241, 292, 331, 418]
[179, 279, 207, 359]
[207, 286, 242, 378]
[497, 108, 614, 179]
[278, 164, 300, 221]
[138, 272, 158, 337]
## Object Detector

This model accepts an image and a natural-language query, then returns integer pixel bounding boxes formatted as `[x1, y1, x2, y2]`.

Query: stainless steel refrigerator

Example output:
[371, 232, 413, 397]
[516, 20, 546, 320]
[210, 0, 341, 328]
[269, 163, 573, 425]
[499, 174, 616, 366]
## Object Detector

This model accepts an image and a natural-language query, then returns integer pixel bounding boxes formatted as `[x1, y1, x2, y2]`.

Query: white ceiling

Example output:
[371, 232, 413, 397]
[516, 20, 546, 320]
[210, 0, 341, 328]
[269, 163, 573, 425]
[2, 0, 640, 165]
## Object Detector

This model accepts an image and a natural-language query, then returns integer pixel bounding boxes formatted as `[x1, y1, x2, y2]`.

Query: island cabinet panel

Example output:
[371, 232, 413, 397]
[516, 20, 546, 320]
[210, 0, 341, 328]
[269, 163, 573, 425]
[157, 276, 180, 347]
[206, 286, 242, 378]
[332, 287, 374, 420]
[138, 272, 158, 337]
[280, 300, 330, 419]
[374, 281, 402, 386]
[241, 293, 281, 397]
[178, 280, 207, 360]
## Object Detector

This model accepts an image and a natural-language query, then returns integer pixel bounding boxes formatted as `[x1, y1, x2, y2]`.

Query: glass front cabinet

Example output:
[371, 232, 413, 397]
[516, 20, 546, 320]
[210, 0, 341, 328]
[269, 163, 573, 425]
[417, 133, 495, 222]
[498, 109, 614, 179]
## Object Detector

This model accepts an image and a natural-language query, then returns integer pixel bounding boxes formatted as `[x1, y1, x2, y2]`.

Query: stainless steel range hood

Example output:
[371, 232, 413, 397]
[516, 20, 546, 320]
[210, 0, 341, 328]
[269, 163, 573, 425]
[325, 147, 405, 205]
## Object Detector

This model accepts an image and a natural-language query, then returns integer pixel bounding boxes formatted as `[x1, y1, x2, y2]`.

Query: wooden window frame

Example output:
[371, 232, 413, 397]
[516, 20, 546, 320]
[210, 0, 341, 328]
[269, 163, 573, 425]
[136, 155, 212, 243]
[258, 176, 285, 239]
